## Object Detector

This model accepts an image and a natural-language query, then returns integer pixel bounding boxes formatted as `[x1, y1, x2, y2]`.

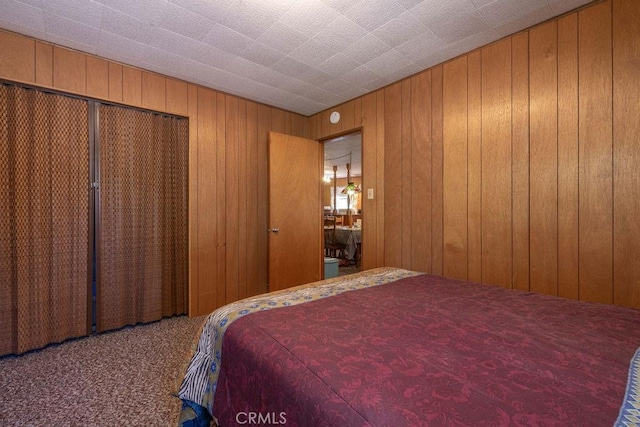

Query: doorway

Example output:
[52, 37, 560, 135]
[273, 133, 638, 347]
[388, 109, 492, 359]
[322, 131, 363, 277]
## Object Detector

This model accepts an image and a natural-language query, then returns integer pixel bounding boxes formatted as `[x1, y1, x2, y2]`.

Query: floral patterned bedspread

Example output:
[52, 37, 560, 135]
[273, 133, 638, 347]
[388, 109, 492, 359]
[175, 267, 420, 424]
[212, 272, 640, 426]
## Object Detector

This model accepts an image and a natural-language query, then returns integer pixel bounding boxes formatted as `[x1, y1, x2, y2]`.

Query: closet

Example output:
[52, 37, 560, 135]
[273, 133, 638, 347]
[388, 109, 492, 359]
[0, 83, 188, 356]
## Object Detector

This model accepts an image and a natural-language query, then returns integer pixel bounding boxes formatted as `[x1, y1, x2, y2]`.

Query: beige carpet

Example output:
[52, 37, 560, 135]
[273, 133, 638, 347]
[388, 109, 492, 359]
[339, 265, 361, 276]
[0, 315, 206, 427]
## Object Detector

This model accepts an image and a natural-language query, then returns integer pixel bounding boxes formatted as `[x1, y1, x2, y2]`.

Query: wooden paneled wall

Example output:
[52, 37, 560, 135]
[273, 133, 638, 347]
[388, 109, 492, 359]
[0, 29, 307, 317]
[310, 0, 640, 309]
[1, 0, 639, 312]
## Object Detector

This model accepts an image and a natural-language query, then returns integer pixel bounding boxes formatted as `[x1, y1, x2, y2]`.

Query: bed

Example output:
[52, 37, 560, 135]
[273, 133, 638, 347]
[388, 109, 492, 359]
[175, 267, 640, 426]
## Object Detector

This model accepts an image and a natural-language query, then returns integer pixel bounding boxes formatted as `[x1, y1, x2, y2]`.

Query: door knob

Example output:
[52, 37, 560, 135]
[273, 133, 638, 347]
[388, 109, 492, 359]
[268, 228, 280, 233]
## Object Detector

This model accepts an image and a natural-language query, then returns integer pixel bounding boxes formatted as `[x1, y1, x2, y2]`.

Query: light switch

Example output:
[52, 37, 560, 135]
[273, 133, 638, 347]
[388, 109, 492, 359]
[367, 188, 374, 200]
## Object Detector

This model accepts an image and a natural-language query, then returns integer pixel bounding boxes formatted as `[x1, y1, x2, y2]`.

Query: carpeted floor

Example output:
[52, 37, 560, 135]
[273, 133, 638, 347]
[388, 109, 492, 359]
[339, 264, 361, 276]
[0, 315, 206, 427]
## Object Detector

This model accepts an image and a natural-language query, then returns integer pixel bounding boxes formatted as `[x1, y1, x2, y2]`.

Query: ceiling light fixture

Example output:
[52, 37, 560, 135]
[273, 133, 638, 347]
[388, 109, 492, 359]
[341, 152, 361, 197]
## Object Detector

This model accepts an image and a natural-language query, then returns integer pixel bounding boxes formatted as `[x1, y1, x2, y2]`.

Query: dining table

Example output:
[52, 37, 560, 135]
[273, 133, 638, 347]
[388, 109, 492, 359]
[332, 226, 361, 262]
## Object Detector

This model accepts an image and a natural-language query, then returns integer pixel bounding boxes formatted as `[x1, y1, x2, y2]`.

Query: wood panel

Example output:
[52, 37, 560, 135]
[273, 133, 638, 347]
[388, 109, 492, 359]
[86, 56, 108, 99]
[35, 41, 53, 87]
[613, 0, 640, 308]
[384, 83, 402, 268]
[375, 89, 385, 266]
[360, 92, 377, 270]
[271, 108, 285, 133]
[431, 66, 444, 276]
[511, 32, 530, 292]
[578, 1, 613, 304]
[246, 101, 259, 297]
[257, 104, 271, 293]
[354, 98, 362, 128]
[141, 71, 165, 112]
[53, 47, 86, 94]
[196, 88, 217, 315]
[529, 22, 558, 296]
[401, 80, 412, 270]
[108, 63, 123, 103]
[216, 93, 226, 307]
[0, 31, 34, 83]
[225, 95, 239, 304]
[283, 112, 292, 135]
[481, 39, 512, 288]
[341, 100, 356, 131]
[187, 84, 198, 315]
[166, 78, 188, 116]
[238, 100, 248, 300]
[557, 13, 580, 300]
[410, 71, 431, 273]
[292, 112, 305, 136]
[122, 66, 141, 107]
[442, 57, 468, 280]
[308, 114, 319, 140]
[467, 51, 482, 283]
[288, 111, 307, 137]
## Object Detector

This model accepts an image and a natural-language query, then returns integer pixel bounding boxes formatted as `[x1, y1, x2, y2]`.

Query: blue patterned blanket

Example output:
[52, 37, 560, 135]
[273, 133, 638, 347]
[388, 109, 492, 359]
[616, 347, 640, 427]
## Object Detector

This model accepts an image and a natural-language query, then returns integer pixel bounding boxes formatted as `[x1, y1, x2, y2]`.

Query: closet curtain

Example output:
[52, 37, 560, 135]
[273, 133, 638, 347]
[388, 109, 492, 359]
[0, 84, 90, 355]
[97, 104, 188, 332]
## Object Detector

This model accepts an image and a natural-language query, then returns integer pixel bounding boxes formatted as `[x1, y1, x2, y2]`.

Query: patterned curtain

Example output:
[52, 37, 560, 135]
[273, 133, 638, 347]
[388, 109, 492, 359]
[0, 84, 90, 355]
[96, 104, 188, 332]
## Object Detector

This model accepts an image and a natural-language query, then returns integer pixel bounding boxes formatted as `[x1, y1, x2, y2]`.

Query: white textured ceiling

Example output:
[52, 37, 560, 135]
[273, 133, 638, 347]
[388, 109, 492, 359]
[0, 0, 592, 116]
[324, 132, 362, 178]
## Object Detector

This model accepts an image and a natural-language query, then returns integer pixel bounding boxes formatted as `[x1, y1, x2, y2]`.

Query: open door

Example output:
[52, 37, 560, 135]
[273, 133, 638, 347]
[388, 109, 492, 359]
[268, 131, 323, 292]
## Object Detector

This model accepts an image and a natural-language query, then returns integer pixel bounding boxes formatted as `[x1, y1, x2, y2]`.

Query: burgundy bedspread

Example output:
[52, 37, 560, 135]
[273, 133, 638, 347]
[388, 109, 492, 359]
[213, 274, 640, 426]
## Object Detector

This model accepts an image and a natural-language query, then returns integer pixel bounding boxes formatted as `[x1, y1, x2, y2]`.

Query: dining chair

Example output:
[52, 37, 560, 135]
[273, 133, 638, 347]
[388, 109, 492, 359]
[324, 216, 346, 258]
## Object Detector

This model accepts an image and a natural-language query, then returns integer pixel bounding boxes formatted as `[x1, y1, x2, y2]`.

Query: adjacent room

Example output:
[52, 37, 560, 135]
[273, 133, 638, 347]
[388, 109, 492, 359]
[323, 132, 363, 277]
[1, 0, 639, 425]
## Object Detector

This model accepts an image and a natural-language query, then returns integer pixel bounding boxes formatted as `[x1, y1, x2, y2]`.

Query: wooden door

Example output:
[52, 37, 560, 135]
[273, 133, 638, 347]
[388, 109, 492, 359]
[268, 132, 323, 291]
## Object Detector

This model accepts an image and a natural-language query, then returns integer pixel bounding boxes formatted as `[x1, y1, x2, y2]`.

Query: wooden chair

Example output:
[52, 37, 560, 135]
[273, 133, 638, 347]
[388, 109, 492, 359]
[324, 216, 336, 227]
[324, 217, 346, 258]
